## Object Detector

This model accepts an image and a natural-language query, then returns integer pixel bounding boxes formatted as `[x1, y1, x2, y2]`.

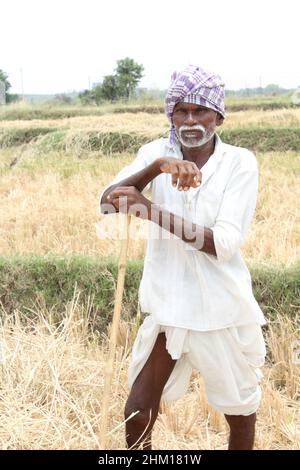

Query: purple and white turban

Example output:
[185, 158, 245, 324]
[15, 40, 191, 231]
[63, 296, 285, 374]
[165, 65, 225, 144]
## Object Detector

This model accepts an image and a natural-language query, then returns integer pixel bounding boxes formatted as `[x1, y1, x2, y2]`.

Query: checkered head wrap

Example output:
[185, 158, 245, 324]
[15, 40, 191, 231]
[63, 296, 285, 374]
[165, 65, 225, 144]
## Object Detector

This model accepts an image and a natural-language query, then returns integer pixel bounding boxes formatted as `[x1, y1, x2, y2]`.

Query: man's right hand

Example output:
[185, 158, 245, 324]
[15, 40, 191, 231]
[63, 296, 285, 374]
[157, 157, 202, 191]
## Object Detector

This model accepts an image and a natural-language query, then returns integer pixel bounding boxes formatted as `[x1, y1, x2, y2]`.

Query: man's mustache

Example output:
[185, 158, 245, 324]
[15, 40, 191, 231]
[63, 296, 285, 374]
[179, 124, 206, 133]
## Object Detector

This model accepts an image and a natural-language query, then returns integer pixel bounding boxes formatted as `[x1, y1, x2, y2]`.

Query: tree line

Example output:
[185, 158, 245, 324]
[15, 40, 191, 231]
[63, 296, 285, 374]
[1, 60, 296, 106]
[79, 57, 144, 104]
[0, 57, 144, 105]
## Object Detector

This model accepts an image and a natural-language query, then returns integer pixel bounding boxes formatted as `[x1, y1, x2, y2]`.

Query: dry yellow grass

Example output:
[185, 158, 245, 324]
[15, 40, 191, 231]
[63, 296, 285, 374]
[0, 297, 299, 449]
[0, 164, 145, 259]
[0, 152, 299, 266]
[224, 108, 300, 128]
[243, 152, 300, 266]
[1, 106, 299, 451]
[0, 113, 169, 138]
[1, 108, 300, 134]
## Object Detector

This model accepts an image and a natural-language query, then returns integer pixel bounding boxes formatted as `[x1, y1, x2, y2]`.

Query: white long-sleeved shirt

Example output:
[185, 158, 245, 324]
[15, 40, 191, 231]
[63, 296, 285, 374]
[99, 134, 266, 331]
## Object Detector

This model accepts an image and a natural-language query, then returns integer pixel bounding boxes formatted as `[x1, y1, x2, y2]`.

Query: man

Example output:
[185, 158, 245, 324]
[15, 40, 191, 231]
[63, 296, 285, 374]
[99, 65, 266, 450]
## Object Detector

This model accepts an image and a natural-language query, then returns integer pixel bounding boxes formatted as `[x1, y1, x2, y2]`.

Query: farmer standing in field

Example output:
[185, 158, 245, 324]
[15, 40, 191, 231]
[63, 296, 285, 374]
[100, 65, 266, 450]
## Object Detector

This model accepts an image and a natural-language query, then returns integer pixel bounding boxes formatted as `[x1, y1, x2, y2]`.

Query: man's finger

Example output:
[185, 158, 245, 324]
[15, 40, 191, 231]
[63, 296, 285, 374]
[107, 189, 129, 200]
[171, 169, 179, 187]
[184, 164, 199, 189]
[194, 173, 202, 185]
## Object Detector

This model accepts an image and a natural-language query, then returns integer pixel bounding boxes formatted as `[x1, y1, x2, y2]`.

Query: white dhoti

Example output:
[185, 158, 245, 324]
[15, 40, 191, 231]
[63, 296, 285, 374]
[128, 314, 266, 416]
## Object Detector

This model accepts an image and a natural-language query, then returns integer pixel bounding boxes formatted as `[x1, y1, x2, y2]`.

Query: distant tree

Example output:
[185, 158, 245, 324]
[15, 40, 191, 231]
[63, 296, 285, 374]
[0, 69, 19, 103]
[264, 84, 281, 95]
[115, 58, 144, 100]
[78, 58, 144, 105]
[92, 85, 103, 105]
[6, 93, 19, 103]
[98, 75, 120, 102]
[54, 93, 72, 104]
[0, 69, 11, 92]
[78, 89, 96, 105]
[227, 83, 287, 97]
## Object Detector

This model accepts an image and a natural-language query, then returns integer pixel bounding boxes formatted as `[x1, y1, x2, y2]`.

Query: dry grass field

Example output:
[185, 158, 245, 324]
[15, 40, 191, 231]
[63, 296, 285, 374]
[0, 149, 299, 266]
[0, 105, 299, 449]
[0, 299, 299, 450]
[0, 108, 300, 133]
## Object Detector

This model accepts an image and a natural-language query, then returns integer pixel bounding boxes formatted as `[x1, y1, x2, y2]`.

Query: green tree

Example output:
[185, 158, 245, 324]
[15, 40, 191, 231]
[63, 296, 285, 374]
[78, 58, 144, 105]
[78, 89, 95, 105]
[115, 57, 144, 100]
[0, 69, 11, 92]
[98, 75, 120, 102]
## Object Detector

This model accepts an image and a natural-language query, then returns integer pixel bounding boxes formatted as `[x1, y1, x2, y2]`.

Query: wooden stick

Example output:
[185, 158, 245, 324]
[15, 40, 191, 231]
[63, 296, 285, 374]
[100, 213, 132, 449]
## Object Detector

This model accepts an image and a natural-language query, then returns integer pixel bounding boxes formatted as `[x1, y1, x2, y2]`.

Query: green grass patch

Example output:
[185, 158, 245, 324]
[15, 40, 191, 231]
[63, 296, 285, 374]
[1, 127, 300, 153]
[0, 127, 60, 148]
[0, 255, 143, 332]
[0, 255, 299, 332]
[219, 127, 300, 152]
[0, 129, 151, 153]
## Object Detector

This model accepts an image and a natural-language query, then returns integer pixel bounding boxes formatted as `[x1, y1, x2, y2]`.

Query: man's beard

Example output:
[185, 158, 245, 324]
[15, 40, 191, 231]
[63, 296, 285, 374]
[176, 124, 215, 148]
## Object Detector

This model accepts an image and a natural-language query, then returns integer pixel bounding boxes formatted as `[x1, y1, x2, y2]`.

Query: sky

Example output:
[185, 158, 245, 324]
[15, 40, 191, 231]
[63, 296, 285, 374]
[1, 0, 299, 95]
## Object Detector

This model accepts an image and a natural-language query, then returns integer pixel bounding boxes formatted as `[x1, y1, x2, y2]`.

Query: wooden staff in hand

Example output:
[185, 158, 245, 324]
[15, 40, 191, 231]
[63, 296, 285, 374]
[100, 212, 132, 449]
[99, 186, 153, 449]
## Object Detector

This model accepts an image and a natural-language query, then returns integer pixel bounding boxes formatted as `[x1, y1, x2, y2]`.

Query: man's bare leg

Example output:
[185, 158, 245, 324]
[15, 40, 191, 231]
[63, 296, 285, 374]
[124, 332, 176, 450]
[225, 413, 256, 450]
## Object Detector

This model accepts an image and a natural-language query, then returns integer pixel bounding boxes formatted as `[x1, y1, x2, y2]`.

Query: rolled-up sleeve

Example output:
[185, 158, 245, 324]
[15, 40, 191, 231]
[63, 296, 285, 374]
[211, 157, 258, 263]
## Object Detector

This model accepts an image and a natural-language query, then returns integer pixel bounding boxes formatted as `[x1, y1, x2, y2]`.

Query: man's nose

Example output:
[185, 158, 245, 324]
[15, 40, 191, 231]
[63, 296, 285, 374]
[185, 111, 198, 125]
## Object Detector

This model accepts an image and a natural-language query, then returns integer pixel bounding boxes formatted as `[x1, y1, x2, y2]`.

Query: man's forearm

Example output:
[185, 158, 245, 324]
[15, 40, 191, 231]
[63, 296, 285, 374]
[149, 204, 216, 256]
[100, 159, 162, 207]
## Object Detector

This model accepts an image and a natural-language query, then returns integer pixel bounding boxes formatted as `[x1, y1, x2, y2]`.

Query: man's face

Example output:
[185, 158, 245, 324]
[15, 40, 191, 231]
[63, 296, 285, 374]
[172, 102, 224, 148]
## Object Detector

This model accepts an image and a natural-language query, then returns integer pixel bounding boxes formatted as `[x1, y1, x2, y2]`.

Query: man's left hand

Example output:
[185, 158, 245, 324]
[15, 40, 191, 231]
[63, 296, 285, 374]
[107, 186, 152, 219]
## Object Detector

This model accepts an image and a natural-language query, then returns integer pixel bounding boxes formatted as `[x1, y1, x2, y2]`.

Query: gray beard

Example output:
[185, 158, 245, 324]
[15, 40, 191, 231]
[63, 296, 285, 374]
[176, 124, 215, 148]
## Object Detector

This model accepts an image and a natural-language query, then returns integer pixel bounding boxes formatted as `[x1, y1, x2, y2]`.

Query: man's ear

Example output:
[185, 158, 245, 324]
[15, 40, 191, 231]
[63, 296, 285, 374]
[216, 113, 224, 127]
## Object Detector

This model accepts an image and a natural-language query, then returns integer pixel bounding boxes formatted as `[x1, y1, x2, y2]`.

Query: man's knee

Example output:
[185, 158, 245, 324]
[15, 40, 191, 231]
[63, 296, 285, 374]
[124, 398, 154, 429]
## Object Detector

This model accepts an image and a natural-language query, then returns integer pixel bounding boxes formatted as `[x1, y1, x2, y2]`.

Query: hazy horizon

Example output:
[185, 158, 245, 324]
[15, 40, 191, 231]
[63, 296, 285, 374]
[1, 0, 299, 95]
